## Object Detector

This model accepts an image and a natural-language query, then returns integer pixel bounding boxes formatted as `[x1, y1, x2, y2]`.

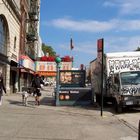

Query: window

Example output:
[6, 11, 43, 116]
[0, 16, 7, 55]
[121, 71, 140, 85]
[14, 36, 17, 49]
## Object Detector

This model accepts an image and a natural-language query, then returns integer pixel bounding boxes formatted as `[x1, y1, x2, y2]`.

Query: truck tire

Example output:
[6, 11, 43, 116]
[96, 95, 107, 106]
[96, 94, 101, 106]
[113, 99, 123, 113]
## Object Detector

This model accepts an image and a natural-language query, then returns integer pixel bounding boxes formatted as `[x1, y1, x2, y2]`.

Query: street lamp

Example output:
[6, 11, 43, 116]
[55, 56, 61, 106]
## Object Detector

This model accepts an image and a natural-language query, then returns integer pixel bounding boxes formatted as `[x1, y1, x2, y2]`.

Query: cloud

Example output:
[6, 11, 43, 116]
[105, 36, 140, 53]
[58, 41, 97, 55]
[73, 42, 97, 55]
[50, 18, 114, 32]
[58, 36, 140, 55]
[103, 0, 140, 15]
[46, 18, 140, 33]
[55, 36, 140, 67]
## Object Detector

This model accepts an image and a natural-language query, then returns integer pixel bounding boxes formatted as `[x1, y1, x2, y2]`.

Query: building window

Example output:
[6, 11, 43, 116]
[14, 36, 16, 49]
[0, 16, 7, 55]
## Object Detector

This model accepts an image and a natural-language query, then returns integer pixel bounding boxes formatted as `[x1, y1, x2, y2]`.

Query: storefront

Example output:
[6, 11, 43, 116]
[19, 55, 35, 91]
[0, 53, 9, 84]
[36, 61, 56, 82]
[10, 60, 18, 93]
[0, 15, 10, 91]
[35, 60, 73, 82]
[0, 1, 20, 94]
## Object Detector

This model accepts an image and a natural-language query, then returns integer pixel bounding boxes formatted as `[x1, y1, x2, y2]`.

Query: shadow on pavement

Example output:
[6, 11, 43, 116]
[36, 93, 140, 115]
[71, 103, 113, 112]
[6, 99, 36, 108]
[6, 99, 23, 106]
[39, 96, 114, 114]
[40, 96, 55, 106]
[116, 107, 140, 115]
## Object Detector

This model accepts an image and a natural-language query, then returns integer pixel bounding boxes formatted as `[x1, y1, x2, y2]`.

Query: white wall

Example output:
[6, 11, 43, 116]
[0, 0, 20, 62]
[0, 0, 20, 93]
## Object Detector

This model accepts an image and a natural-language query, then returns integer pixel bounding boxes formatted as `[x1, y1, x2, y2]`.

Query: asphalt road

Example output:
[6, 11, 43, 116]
[0, 86, 139, 140]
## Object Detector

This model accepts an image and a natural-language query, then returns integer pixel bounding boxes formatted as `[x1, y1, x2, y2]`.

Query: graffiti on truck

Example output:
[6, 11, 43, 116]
[108, 58, 140, 75]
[121, 86, 140, 95]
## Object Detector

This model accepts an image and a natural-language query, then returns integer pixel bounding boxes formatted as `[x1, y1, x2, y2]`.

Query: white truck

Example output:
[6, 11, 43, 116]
[91, 51, 140, 113]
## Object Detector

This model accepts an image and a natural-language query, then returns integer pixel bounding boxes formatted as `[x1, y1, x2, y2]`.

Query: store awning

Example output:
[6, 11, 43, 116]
[20, 67, 35, 75]
[36, 71, 56, 76]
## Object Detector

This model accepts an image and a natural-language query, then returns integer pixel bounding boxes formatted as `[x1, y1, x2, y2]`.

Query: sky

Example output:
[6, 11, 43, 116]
[40, 0, 140, 68]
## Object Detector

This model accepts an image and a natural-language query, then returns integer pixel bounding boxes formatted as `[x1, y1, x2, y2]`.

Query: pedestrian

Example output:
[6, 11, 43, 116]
[39, 76, 44, 88]
[0, 72, 6, 106]
[31, 74, 42, 105]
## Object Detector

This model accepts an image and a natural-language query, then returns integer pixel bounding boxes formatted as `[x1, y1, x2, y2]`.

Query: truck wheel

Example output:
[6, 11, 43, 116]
[113, 99, 123, 113]
[96, 94, 101, 106]
[116, 105, 123, 113]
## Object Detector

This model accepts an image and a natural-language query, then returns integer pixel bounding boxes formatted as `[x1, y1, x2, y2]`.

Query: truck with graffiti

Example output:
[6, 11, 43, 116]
[91, 51, 140, 113]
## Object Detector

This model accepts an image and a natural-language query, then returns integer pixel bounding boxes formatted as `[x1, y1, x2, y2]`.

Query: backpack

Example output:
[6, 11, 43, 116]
[35, 78, 41, 88]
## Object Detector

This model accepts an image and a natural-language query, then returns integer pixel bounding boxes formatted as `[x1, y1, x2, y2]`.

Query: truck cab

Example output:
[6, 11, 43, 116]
[108, 70, 140, 112]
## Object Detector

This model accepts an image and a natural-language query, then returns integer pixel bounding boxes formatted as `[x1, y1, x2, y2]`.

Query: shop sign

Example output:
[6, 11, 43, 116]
[36, 61, 56, 71]
[36, 71, 56, 76]
[19, 55, 35, 71]
[36, 61, 72, 71]
[61, 62, 72, 70]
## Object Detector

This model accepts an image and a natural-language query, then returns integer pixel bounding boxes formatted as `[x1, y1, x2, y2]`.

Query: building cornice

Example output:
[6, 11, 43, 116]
[2, 0, 21, 23]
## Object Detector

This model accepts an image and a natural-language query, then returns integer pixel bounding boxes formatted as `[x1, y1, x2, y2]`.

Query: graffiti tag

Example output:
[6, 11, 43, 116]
[108, 58, 140, 75]
[121, 87, 140, 95]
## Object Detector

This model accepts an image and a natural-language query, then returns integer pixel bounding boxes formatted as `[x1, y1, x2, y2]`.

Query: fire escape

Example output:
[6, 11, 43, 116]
[26, 0, 39, 60]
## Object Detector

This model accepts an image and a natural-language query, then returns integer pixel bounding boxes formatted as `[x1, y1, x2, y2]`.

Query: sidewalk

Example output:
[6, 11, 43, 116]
[0, 87, 138, 140]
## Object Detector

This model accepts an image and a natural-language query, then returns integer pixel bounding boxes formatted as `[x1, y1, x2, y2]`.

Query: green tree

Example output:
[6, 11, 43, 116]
[42, 43, 56, 56]
[135, 47, 140, 51]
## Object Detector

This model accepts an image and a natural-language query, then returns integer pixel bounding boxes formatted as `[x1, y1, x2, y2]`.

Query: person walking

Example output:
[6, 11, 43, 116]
[32, 74, 41, 105]
[0, 72, 6, 106]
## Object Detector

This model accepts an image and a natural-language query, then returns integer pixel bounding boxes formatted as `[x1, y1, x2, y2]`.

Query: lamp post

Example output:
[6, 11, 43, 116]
[55, 56, 61, 106]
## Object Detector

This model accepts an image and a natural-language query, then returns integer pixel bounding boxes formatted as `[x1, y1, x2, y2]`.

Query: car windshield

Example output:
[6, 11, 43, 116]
[120, 71, 140, 85]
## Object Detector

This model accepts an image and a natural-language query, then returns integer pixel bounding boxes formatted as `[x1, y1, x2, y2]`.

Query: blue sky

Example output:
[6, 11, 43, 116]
[40, 0, 140, 68]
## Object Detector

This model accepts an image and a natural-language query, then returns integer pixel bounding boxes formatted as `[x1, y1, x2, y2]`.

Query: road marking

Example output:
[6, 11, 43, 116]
[119, 119, 138, 134]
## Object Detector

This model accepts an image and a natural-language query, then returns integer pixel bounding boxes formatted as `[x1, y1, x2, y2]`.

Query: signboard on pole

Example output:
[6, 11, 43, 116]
[97, 39, 104, 64]
[97, 38, 104, 116]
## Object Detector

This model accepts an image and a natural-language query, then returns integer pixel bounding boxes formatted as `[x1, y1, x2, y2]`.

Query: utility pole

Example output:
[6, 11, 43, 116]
[101, 39, 104, 117]
[97, 38, 104, 116]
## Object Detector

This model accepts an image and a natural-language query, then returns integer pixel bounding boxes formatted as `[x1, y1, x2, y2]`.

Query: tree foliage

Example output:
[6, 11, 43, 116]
[42, 43, 56, 56]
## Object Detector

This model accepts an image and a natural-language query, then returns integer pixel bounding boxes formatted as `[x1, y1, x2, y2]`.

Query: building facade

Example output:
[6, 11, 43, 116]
[0, 0, 41, 93]
[19, 0, 41, 91]
[0, 0, 20, 93]
[36, 56, 73, 82]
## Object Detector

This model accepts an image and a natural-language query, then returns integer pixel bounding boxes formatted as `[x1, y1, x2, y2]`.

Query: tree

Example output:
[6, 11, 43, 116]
[42, 43, 56, 56]
[135, 47, 140, 51]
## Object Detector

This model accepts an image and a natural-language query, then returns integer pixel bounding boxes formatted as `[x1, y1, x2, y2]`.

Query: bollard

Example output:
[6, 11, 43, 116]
[138, 120, 140, 140]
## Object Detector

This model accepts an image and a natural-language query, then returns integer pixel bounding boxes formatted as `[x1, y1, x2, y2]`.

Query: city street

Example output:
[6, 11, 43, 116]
[1, 1, 140, 140]
[0, 86, 139, 140]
